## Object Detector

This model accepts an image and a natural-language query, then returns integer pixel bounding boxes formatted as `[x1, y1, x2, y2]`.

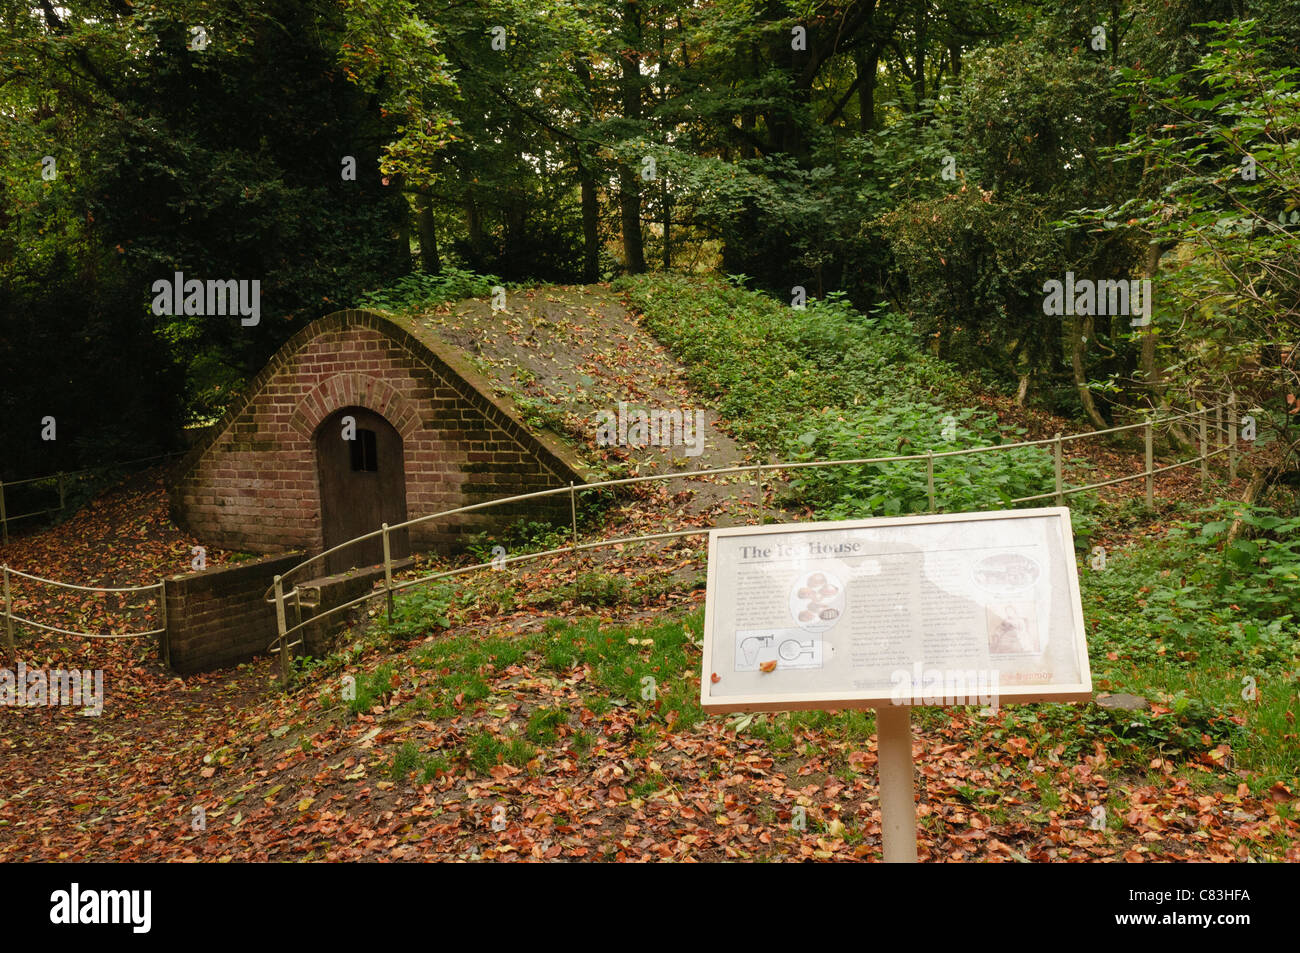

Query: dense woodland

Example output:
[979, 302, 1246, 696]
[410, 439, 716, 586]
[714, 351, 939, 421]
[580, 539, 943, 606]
[1, 0, 1297, 484]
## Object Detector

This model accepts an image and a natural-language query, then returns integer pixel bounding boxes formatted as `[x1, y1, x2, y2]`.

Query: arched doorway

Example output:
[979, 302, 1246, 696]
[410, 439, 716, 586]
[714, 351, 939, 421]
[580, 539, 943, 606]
[314, 406, 409, 574]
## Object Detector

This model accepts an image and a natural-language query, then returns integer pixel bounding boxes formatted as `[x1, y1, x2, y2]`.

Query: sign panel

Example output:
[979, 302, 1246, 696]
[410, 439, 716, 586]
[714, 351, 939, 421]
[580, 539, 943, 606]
[700, 508, 1091, 713]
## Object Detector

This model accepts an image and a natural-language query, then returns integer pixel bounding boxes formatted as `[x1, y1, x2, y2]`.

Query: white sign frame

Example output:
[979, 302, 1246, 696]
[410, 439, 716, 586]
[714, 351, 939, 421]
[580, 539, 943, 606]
[699, 507, 1092, 714]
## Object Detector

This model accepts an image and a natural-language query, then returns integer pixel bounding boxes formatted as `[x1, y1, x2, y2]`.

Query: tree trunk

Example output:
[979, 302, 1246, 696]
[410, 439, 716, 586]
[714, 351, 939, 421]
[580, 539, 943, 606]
[580, 162, 599, 282]
[466, 195, 486, 271]
[1223, 437, 1300, 545]
[1016, 372, 1032, 407]
[574, 57, 601, 283]
[854, 45, 879, 133]
[619, 170, 645, 274]
[416, 194, 439, 273]
[1072, 314, 1109, 429]
[1140, 242, 1163, 404]
[662, 181, 671, 271]
[619, 3, 646, 274]
[910, 19, 928, 112]
[392, 173, 411, 272]
[504, 193, 525, 273]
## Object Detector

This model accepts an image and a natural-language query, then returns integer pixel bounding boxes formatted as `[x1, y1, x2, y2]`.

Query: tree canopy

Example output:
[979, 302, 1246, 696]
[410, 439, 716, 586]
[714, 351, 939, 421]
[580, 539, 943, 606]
[2, 0, 1296, 485]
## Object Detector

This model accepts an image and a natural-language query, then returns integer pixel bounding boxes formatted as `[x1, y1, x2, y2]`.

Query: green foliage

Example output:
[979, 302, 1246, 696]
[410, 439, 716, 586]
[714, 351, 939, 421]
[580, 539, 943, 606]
[0, 0, 412, 468]
[571, 572, 628, 608]
[6, 1, 1290, 475]
[1086, 505, 1298, 668]
[348, 664, 396, 715]
[378, 586, 454, 642]
[465, 730, 535, 773]
[356, 268, 502, 312]
[525, 706, 570, 745]
[388, 741, 421, 780]
[1001, 697, 1242, 769]
[624, 273, 1052, 517]
[620, 274, 970, 452]
[508, 393, 570, 437]
[784, 399, 1056, 518]
[1142, 504, 1300, 660]
[1072, 18, 1300, 463]
[1079, 502, 1300, 786]
[465, 731, 504, 774]
[465, 519, 568, 567]
[418, 754, 451, 783]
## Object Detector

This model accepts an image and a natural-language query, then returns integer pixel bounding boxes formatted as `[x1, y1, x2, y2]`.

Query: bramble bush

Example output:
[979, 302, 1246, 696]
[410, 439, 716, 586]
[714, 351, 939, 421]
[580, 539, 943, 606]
[783, 398, 1056, 518]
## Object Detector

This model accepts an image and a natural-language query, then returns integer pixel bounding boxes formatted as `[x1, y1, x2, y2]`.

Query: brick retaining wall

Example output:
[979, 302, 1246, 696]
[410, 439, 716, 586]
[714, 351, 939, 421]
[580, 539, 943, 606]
[162, 553, 304, 674]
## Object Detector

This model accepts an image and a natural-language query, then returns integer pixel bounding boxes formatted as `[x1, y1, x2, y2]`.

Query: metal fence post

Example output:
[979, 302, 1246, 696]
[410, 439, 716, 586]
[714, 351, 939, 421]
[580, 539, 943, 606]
[1199, 410, 1208, 486]
[1228, 393, 1238, 482]
[926, 452, 935, 513]
[158, 579, 170, 669]
[3, 566, 14, 658]
[382, 522, 394, 624]
[756, 464, 763, 524]
[273, 574, 290, 686]
[1053, 433, 1064, 507]
[1144, 418, 1154, 509]
[569, 482, 579, 576]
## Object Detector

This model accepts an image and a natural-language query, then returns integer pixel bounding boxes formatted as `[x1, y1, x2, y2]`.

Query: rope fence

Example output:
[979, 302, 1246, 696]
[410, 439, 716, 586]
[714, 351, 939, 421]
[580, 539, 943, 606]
[0, 395, 1253, 676]
[262, 396, 1250, 685]
[1, 565, 165, 658]
[0, 451, 185, 545]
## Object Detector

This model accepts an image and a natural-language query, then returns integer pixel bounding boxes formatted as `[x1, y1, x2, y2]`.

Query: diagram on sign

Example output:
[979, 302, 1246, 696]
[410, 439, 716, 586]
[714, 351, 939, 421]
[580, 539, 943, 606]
[734, 628, 824, 672]
[787, 570, 845, 632]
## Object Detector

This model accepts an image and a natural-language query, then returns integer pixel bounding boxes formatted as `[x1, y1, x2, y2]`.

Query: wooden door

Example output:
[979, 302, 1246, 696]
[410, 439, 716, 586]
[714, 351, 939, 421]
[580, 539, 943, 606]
[315, 407, 409, 575]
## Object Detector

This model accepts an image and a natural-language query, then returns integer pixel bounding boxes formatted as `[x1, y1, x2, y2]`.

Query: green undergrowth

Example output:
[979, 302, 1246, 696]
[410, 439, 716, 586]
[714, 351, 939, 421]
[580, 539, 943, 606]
[457, 561, 705, 614]
[619, 274, 1062, 518]
[618, 273, 971, 452]
[294, 476, 1293, 843]
[1077, 503, 1300, 792]
[784, 398, 1057, 518]
[356, 267, 504, 313]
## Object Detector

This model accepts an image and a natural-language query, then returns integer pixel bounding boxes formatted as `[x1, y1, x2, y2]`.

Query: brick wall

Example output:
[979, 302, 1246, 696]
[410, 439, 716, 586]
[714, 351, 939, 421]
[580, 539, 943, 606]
[163, 552, 305, 675]
[169, 309, 584, 557]
[162, 552, 405, 674]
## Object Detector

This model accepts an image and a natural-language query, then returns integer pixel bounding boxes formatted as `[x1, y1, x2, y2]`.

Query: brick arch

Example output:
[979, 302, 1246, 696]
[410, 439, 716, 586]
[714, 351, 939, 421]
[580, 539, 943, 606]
[289, 373, 421, 441]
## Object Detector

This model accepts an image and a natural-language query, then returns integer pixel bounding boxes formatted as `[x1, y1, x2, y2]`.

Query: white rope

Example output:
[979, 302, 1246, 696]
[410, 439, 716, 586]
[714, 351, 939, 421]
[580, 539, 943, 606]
[5, 613, 163, 639]
[3, 566, 163, 593]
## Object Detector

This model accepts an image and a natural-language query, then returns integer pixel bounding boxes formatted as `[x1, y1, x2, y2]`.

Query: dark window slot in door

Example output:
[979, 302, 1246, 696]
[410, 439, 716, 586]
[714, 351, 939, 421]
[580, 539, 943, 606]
[350, 429, 378, 472]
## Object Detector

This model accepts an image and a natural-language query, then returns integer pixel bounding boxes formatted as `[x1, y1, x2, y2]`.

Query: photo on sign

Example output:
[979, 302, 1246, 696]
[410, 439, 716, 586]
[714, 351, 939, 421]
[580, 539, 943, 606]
[788, 569, 845, 630]
[986, 601, 1040, 656]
